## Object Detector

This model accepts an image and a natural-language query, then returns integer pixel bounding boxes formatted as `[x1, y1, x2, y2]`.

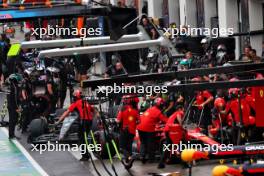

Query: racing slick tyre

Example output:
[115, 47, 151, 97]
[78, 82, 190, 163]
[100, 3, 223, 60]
[93, 130, 117, 159]
[27, 118, 48, 143]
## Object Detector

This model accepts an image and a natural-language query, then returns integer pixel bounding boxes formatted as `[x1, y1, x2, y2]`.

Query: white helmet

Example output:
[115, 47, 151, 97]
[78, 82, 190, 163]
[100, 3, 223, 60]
[201, 38, 208, 44]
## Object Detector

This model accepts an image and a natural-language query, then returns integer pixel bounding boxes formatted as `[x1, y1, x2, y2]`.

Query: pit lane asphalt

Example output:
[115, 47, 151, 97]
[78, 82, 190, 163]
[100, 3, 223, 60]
[0, 27, 217, 176]
[0, 92, 219, 176]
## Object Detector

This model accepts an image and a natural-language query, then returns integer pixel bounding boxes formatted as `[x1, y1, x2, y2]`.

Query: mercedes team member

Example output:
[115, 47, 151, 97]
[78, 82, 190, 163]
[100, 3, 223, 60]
[137, 97, 168, 163]
[116, 95, 140, 163]
[46, 68, 60, 113]
[0, 62, 3, 90]
[20, 72, 32, 133]
[7, 74, 22, 139]
[56, 90, 99, 161]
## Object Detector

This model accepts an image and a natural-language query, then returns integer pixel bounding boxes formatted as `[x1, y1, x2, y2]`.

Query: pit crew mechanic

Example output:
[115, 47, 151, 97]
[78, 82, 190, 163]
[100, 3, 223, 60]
[56, 90, 99, 161]
[137, 97, 168, 163]
[116, 95, 140, 163]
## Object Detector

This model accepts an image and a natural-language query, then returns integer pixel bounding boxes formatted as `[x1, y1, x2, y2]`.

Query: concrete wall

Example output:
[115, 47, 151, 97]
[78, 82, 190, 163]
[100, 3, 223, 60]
[168, 0, 180, 25]
[204, 0, 217, 29]
[217, 0, 240, 59]
[179, 0, 197, 27]
[249, 0, 263, 56]
[148, 0, 163, 18]
[218, 0, 239, 35]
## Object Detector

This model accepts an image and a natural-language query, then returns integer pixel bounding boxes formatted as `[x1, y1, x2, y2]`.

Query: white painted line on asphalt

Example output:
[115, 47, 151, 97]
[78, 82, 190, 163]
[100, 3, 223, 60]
[1, 127, 49, 176]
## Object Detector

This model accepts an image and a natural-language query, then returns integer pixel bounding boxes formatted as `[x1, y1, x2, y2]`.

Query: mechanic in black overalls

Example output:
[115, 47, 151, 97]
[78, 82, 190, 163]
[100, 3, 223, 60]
[7, 74, 22, 139]
[46, 68, 60, 113]
[20, 72, 32, 133]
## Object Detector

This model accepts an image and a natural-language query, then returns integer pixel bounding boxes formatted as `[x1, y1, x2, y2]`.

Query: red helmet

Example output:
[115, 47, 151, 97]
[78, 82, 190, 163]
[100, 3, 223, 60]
[229, 77, 239, 82]
[228, 88, 239, 96]
[74, 89, 82, 100]
[191, 77, 202, 82]
[214, 98, 226, 108]
[122, 95, 133, 105]
[154, 97, 165, 108]
[256, 73, 264, 79]
[249, 116, 255, 125]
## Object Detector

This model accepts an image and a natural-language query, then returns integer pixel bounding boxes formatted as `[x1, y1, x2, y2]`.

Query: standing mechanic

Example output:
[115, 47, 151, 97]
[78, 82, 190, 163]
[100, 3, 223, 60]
[137, 97, 168, 163]
[56, 90, 99, 161]
[46, 68, 60, 113]
[20, 72, 32, 133]
[192, 77, 214, 134]
[7, 74, 22, 139]
[116, 95, 140, 163]
[220, 88, 251, 144]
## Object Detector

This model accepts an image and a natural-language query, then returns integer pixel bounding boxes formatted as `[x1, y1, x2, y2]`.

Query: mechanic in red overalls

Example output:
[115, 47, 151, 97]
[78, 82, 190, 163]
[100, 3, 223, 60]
[247, 73, 264, 113]
[158, 105, 184, 169]
[220, 88, 251, 144]
[137, 97, 168, 163]
[56, 90, 98, 161]
[116, 95, 140, 163]
[192, 77, 214, 134]
[210, 97, 233, 137]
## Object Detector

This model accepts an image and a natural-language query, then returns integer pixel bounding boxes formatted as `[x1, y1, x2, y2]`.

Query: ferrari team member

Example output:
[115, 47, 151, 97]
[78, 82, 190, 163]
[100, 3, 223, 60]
[192, 77, 214, 134]
[210, 97, 233, 137]
[247, 73, 264, 114]
[56, 90, 98, 161]
[220, 88, 251, 144]
[116, 95, 140, 162]
[137, 97, 168, 163]
[158, 105, 184, 169]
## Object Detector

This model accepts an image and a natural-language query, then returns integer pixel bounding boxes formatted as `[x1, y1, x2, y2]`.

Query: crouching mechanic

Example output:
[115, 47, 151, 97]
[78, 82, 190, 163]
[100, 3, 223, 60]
[158, 105, 184, 169]
[56, 90, 99, 161]
[137, 97, 168, 163]
[116, 95, 140, 163]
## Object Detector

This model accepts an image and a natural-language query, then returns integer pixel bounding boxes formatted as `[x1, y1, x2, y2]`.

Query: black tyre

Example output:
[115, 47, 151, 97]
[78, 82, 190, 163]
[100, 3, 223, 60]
[27, 118, 48, 143]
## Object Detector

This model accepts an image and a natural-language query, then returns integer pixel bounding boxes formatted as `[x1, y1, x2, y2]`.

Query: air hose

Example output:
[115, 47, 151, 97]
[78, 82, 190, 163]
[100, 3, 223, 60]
[84, 131, 102, 176]
[90, 130, 113, 176]
[82, 99, 113, 176]
[98, 98, 134, 176]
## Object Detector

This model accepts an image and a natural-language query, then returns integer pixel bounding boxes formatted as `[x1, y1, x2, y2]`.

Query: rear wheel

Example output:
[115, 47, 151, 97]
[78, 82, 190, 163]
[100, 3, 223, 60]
[27, 118, 48, 143]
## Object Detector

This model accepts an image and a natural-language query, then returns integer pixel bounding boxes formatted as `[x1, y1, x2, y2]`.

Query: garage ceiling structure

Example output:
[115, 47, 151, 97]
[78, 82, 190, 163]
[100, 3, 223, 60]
[0, 4, 136, 22]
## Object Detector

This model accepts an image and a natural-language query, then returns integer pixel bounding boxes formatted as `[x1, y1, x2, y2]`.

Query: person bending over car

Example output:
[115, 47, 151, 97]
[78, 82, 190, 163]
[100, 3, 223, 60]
[137, 97, 168, 163]
[56, 90, 99, 161]
[158, 105, 185, 169]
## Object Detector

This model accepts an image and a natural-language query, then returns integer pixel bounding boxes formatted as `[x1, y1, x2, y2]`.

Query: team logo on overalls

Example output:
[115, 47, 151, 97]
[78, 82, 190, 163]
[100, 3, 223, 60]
[260, 89, 264, 98]
[129, 116, 134, 121]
